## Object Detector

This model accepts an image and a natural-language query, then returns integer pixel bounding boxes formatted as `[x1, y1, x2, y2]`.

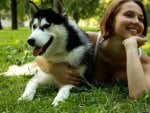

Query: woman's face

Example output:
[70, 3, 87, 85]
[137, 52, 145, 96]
[114, 1, 144, 39]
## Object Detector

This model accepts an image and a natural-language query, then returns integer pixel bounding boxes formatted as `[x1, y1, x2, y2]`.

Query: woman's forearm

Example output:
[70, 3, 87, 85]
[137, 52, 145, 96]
[125, 43, 149, 99]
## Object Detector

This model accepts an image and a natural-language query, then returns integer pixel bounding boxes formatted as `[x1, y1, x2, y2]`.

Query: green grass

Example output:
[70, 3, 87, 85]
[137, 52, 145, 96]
[0, 27, 150, 113]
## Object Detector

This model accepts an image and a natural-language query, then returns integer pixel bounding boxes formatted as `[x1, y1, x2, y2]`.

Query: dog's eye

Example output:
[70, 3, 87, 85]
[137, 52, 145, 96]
[43, 24, 50, 29]
[33, 24, 37, 29]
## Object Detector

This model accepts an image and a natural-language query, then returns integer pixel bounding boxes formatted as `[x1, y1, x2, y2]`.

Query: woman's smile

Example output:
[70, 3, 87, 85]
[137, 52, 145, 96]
[127, 26, 139, 36]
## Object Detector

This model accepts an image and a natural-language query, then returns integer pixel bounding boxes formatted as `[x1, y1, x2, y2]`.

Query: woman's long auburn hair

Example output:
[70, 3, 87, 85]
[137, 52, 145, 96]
[100, 0, 148, 39]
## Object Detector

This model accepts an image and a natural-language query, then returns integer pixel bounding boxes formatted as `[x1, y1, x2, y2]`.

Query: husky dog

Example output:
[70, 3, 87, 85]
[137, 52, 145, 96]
[2, 0, 94, 106]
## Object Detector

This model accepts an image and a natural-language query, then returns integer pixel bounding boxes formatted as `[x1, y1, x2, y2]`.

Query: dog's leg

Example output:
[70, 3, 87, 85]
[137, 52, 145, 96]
[1, 62, 38, 76]
[18, 70, 51, 101]
[18, 77, 39, 101]
[52, 84, 74, 106]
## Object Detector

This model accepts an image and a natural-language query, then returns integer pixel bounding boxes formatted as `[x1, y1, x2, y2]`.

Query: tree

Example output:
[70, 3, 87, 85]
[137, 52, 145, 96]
[0, 15, 2, 29]
[11, 0, 18, 29]
[0, 0, 9, 29]
[62, 0, 100, 23]
[143, 0, 150, 26]
[17, 0, 29, 26]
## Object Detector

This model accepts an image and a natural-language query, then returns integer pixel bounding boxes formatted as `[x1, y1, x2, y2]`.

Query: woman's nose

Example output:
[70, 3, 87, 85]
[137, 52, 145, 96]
[132, 17, 140, 23]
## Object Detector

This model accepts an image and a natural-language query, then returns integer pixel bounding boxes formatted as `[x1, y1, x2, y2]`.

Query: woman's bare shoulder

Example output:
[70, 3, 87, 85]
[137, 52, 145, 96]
[86, 31, 100, 43]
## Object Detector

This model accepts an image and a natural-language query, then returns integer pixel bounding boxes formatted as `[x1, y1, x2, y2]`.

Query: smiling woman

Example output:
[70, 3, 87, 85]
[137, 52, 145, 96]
[36, 0, 150, 100]
[93, 0, 150, 99]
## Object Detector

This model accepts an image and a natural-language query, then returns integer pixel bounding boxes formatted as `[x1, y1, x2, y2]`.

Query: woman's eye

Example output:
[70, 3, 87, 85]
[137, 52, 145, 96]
[139, 17, 144, 22]
[123, 11, 134, 18]
[125, 13, 133, 18]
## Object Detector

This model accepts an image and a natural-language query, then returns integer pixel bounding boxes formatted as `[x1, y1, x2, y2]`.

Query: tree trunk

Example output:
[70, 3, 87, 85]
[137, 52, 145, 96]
[11, 0, 18, 30]
[0, 19, 2, 30]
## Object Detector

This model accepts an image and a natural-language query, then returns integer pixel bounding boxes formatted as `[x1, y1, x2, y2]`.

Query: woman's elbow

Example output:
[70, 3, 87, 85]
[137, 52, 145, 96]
[129, 89, 150, 100]
[129, 92, 141, 100]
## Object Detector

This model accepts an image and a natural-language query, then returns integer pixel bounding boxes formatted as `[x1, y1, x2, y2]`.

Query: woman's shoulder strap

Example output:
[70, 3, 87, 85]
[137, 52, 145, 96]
[94, 33, 104, 58]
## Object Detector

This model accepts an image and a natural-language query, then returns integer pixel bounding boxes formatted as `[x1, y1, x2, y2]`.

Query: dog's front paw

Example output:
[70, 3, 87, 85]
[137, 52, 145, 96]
[51, 96, 64, 106]
[51, 85, 74, 106]
[51, 91, 68, 106]
[18, 95, 34, 101]
[1, 65, 20, 76]
[18, 92, 34, 101]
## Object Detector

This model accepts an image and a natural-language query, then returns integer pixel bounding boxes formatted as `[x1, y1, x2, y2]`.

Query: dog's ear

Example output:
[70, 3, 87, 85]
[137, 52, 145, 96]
[28, 1, 39, 18]
[52, 0, 67, 16]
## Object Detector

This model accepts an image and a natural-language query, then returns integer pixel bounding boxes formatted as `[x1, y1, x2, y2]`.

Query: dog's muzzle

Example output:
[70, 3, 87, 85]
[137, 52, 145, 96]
[27, 37, 53, 56]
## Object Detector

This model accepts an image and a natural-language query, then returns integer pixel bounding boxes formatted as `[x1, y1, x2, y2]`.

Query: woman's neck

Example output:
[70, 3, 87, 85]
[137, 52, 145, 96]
[100, 36, 126, 65]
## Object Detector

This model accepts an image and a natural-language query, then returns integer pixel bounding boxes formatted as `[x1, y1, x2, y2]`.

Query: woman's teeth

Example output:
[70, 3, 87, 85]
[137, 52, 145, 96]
[129, 28, 138, 34]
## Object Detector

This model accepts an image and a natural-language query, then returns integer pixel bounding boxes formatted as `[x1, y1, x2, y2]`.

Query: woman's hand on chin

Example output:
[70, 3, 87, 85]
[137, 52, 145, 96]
[122, 36, 147, 49]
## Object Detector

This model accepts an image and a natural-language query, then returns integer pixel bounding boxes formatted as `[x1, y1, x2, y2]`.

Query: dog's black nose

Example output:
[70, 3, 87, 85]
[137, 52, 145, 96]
[27, 38, 35, 46]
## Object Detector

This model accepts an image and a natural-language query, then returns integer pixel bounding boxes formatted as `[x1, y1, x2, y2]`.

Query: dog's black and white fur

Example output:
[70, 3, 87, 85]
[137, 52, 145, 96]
[2, 0, 94, 106]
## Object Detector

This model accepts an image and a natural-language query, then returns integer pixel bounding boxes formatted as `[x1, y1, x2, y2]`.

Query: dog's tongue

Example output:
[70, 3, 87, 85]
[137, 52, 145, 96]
[33, 47, 42, 56]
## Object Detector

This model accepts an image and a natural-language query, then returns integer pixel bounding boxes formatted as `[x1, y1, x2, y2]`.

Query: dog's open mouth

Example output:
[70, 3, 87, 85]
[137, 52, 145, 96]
[33, 37, 53, 56]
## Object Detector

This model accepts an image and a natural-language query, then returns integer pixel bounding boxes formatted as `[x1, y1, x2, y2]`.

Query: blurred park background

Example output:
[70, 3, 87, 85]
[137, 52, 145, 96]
[0, 1, 150, 112]
[0, 0, 150, 30]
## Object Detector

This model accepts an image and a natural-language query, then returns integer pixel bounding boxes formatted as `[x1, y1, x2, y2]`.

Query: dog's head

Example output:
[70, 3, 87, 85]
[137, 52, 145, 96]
[27, 0, 68, 57]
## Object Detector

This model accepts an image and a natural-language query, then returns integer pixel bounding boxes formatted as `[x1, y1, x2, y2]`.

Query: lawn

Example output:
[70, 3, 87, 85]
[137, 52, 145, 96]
[0, 27, 150, 113]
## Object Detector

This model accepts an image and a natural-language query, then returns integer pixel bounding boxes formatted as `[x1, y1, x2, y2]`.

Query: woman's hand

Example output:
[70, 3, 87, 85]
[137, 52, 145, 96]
[122, 36, 147, 49]
[35, 56, 81, 85]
